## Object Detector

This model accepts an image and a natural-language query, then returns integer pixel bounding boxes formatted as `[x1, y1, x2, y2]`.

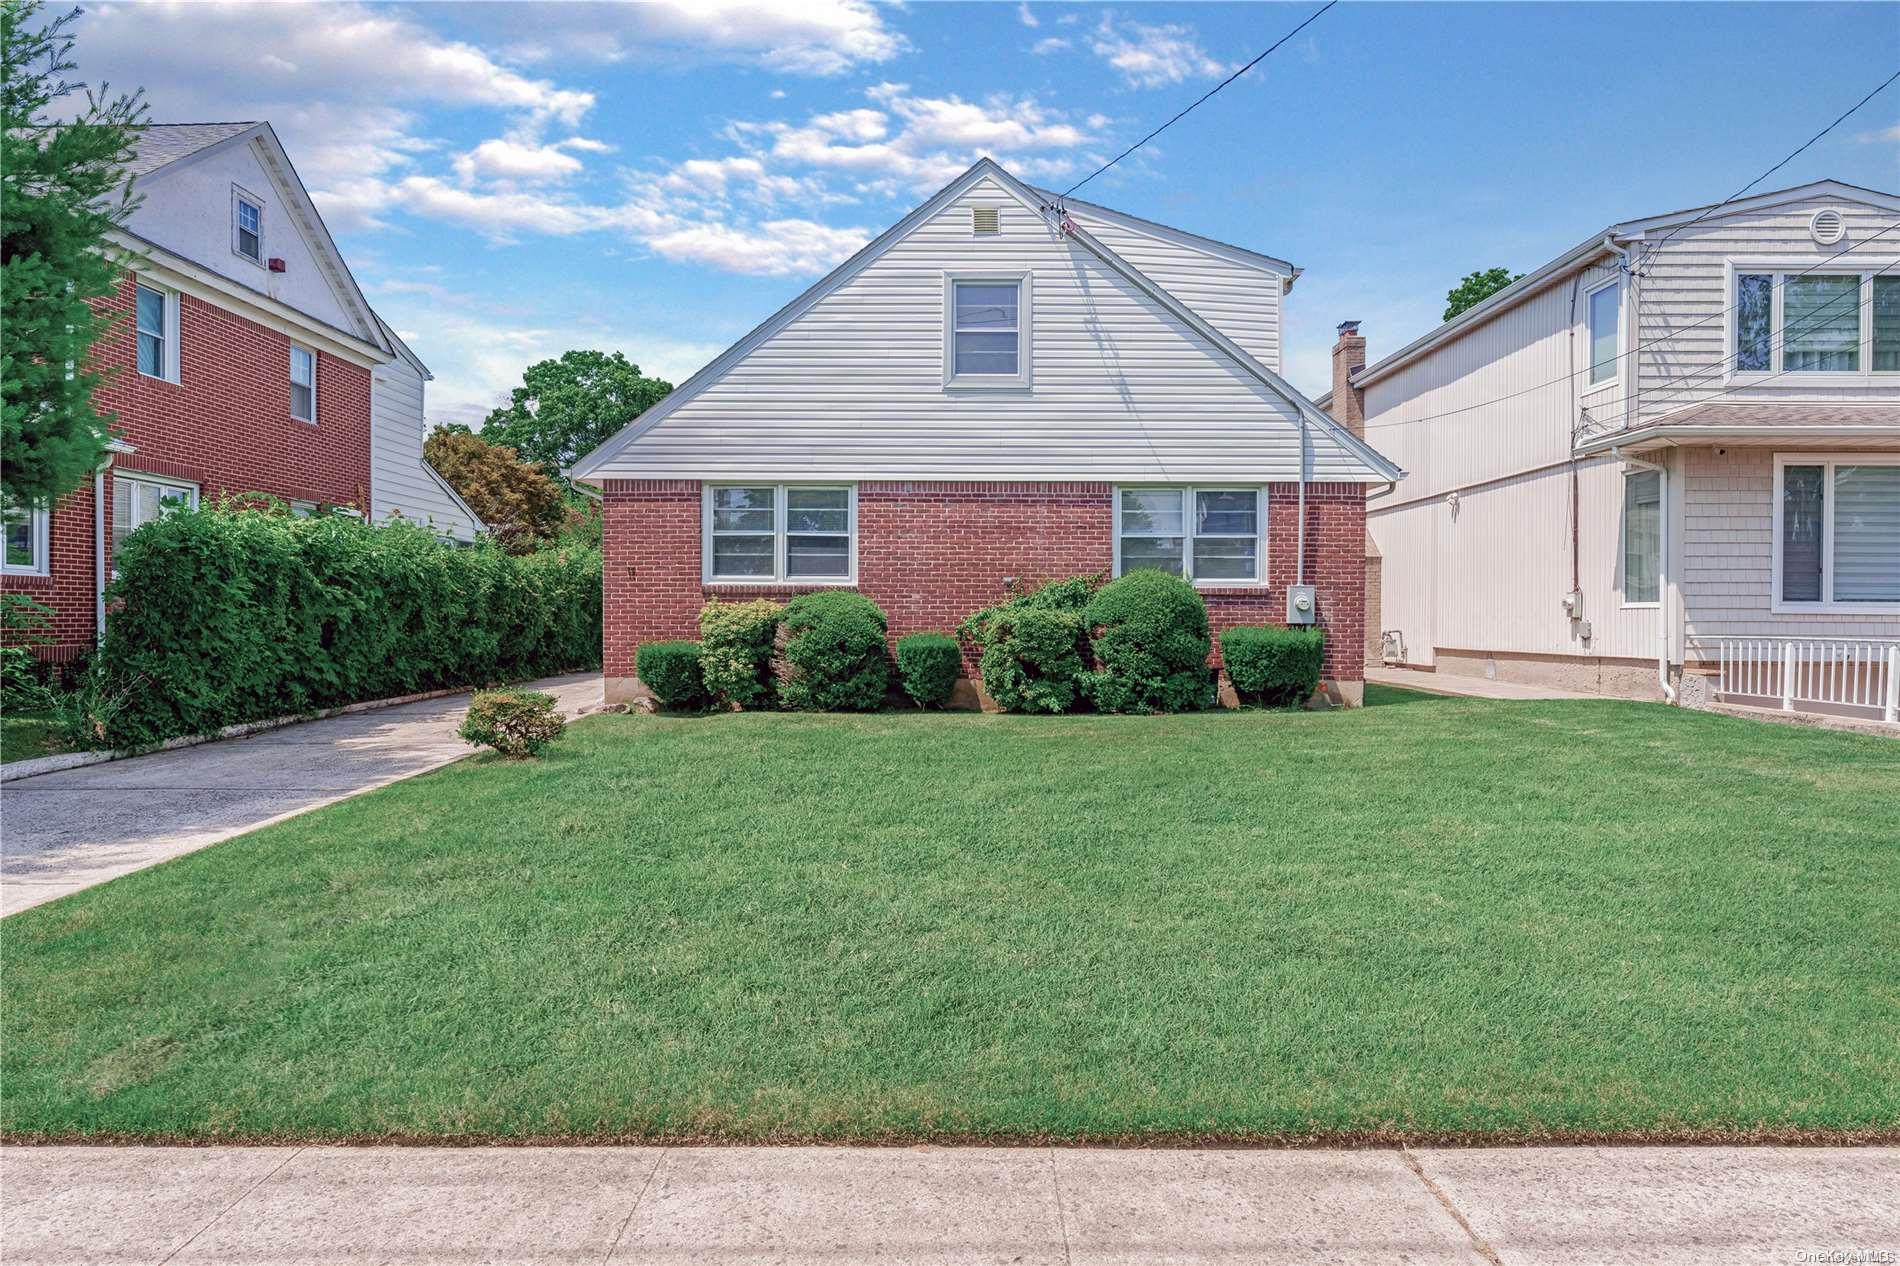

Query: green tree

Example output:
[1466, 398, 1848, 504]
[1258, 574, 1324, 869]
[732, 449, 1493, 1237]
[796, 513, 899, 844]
[1, 2, 146, 506]
[422, 427, 566, 555]
[1442, 267, 1522, 322]
[481, 350, 671, 484]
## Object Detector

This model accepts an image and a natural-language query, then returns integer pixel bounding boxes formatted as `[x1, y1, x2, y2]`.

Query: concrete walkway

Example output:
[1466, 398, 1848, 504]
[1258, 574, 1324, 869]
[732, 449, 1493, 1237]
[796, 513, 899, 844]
[3, 1144, 1894, 1264]
[1367, 666, 1607, 702]
[0, 674, 601, 917]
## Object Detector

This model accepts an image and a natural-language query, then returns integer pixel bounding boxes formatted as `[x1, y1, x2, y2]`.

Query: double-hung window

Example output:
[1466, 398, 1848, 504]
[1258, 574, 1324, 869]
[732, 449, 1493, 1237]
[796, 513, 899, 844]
[135, 281, 177, 381]
[705, 485, 854, 583]
[234, 189, 263, 263]
[1621, 469, 1661, 605]
[1116, 487, 1266, 585]
[1731, 267, 1900, 381]
[1586, 279, 1620, 388]
[290, 344, 317, 422]
[944, 274, 1029, 387]
[111, 474, 198, 564]
[2, 494, 48, 577]
[1775, 455, 1900, 612]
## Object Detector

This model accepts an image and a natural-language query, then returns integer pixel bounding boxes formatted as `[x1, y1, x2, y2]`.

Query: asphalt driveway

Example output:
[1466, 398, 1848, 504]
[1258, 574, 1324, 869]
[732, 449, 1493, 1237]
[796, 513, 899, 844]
[0, 674, 601, 917]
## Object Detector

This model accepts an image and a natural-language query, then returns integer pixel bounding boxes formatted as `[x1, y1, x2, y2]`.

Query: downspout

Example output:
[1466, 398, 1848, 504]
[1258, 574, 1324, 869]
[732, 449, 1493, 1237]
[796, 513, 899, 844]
[1296, 416, 1308, 587]
[1615, 447, 1675, 704]
[93, 458, 110, 645]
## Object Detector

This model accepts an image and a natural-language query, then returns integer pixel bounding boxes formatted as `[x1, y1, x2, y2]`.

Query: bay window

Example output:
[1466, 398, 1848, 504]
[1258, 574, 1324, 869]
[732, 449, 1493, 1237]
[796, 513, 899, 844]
[705, 485, 855, 583]
[1731, 267, 1900, 380]
[1775, 455, 1900, 611]
[1116, 487, 1265, 585]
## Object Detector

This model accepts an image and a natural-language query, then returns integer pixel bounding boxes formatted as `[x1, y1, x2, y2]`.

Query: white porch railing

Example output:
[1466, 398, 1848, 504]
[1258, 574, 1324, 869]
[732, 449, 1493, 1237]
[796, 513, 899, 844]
[1703, 638, 1900, 723]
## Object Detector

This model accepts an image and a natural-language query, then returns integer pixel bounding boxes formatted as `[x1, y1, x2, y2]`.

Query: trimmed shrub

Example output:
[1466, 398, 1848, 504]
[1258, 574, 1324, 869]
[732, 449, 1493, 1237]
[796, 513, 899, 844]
[636, 640, 708, 711]
[78, 507, 601, 749]
[775, 590, 889, 712]
[698, 598, 783, 709]
[459, 689, 566, 758]
[1220, 626, 1325, 708]
[895, 632, 961, 709]
[1082, 569, 1214, 714]
[958, 576, 1098, 714]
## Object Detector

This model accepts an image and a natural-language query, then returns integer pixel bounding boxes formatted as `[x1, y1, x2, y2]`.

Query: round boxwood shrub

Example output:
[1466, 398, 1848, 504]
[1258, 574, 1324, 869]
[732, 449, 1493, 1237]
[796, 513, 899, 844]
[774, 590, 890, 712]
[698, 598, 783, 709]
[1220, 625, 1324, 707]
[636, 640, 708, 711]
[459, 688, 566, 758]
[957, 575, 1097, 714]
[895, 632, 961, 708]
[1081, 568, 1214, 714]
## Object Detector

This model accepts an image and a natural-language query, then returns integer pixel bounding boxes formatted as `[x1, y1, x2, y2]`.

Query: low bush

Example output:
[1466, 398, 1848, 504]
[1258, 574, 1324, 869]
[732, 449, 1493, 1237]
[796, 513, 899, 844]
[459, 689, 566, 758]
[77, 507, 601, 749]
[1, 596, 57, 715]
[895, 632, 961, 709]
[636, 641, 708, 711]
[1220, 626, 1325, 708]
[958, 576, 1098, 714]
[698, 598, 783, 709]
[1082, 569, 1214, 714]
[775, 591, 889, 712]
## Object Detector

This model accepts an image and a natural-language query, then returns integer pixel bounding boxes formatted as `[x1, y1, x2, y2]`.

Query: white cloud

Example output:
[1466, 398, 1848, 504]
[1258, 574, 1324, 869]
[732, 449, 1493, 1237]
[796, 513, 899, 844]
[452, 138, 588, 185]
[1017, 2, 1038, 27]
[1089, 14, 1227, 88]
[1854, 123, 1900, 144]
[644, 218, 869, 276]
[1032, 37, 1072, 55]
[478, 0, 907, 77]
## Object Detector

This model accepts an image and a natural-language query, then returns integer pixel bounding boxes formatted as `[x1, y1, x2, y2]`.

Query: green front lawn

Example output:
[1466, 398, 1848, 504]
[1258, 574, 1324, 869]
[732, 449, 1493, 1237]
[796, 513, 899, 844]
[0, 712, 63, 764]
[5, 687, 1896, 1143]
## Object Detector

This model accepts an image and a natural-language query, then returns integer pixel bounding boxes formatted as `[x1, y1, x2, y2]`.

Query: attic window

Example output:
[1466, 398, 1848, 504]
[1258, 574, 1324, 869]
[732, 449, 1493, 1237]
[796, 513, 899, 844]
[233, 189, 264, 263]
[971, 206, 1000, 235]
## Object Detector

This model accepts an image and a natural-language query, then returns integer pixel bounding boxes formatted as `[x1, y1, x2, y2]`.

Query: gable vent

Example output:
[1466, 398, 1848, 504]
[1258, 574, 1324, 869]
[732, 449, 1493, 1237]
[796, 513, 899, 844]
[1810, 208, 1846, 245]
[972, 206, 1000, 235]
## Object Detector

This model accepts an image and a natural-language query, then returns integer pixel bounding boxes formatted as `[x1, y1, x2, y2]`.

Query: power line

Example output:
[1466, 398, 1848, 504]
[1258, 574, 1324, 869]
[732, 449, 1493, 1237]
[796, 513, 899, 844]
[1634, 67, 1900, 274]
[1062, 0, 1337, 199]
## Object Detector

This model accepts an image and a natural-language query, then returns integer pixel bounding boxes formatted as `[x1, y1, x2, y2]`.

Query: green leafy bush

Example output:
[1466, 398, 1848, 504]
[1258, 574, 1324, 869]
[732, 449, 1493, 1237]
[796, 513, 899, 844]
[698, 598, 783, 709]
[1220, 626, 1325, 708]
[895, 632, 961, 708]
[1, 595, 57, 714]
[459, 689, 566, 758]
[79, 507, 601, 748]
[958, 576, 1098, 714]
[775, 591, 889, 712]
[636, 640, 708, 711]
[1082, 569, 1214, 714]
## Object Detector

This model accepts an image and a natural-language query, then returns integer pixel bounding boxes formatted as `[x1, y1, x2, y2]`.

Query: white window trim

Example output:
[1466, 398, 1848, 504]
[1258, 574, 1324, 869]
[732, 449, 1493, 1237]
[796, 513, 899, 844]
[1771, 451, 1900, 615]
[943, 271, 1032, 390]
[133, 277, 181, 383]
[232, 185, 265, 267]
[701, 483, 858, 587]
[111, 472, 200, 575]
[1619, 467, 1661, 610]
[290, 342, 318, 424]
[1724, 260, 1900, 388]
[2, 501, 50, 577]
[1580, 276, 1623, 399]
[1112, 485, 1271, 589]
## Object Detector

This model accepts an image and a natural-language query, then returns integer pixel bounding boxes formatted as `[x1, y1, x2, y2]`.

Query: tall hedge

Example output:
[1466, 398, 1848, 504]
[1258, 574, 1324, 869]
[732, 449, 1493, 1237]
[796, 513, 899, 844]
[81, 507, 600, 748]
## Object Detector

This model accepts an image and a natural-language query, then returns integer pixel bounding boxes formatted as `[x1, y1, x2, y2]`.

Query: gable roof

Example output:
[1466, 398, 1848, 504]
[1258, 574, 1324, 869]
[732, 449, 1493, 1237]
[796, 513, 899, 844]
[571, 157, 1398, 485]
[1347, 178, 1900, 393]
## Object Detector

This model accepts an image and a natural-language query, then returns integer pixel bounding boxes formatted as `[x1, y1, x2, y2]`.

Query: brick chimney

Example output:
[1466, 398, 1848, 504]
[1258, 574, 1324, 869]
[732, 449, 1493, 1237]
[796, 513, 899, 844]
[1330, 320, 1367, 438]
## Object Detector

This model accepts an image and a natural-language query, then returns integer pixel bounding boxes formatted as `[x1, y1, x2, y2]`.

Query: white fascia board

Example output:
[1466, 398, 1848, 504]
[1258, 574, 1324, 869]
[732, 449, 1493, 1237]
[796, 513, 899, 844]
[1609, 179, 1900, 237]
[1575, 424, 1900, 456]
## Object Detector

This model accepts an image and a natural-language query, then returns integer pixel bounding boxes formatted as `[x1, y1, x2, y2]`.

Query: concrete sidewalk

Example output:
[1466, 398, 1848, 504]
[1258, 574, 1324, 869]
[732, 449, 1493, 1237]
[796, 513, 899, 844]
[1366, 666, 1608, 702]
[3, 1144, 1894, 1264]
[0, 674, 601, 917]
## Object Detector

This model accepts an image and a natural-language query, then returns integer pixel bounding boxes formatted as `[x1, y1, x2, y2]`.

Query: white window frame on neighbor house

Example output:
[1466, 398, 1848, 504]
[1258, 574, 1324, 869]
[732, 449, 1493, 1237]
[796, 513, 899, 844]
[1620, 467, 1661, 609]
[1582, 276, 1623, 396]
[2, 495, 49, 577]
[943, 272, 1031, 389]
[702, 484, 857, 586]
[1112, 486, 1270, 588]
[1724, 261, 1900, 388]
[232, 186, 265, 265]
[289, 343, 317, 423]
[110, 472, 199, 573]
[1771, 452, 1900, 615]
[134, 278, 180, 383]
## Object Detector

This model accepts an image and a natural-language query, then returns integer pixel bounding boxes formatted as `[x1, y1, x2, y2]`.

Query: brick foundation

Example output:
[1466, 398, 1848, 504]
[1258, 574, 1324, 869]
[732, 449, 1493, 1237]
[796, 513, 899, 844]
[603, 479, 1367, 703]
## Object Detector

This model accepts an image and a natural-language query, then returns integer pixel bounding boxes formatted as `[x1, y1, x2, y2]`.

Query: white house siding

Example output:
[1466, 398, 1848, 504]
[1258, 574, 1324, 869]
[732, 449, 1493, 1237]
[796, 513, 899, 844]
[370, 357, 483, 542]
[590, 174, 1367, 483]
[1681, 446, 1900, 644]
[126, 139, 358, 335]
[1065, 209, 1285, 372]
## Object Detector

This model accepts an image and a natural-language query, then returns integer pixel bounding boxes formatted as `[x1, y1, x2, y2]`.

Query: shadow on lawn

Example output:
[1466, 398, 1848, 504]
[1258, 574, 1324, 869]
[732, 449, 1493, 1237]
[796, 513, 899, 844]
[1361, 684, 1453, 708]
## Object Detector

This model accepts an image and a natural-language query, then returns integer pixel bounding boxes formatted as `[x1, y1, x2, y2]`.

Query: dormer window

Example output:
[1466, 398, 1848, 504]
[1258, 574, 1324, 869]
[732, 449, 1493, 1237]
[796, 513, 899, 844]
[233, 189, 263, 264]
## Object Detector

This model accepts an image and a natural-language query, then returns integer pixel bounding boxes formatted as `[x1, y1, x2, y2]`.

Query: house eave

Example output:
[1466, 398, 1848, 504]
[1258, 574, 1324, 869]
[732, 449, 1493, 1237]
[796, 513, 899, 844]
[1577, 425, 1900, 456]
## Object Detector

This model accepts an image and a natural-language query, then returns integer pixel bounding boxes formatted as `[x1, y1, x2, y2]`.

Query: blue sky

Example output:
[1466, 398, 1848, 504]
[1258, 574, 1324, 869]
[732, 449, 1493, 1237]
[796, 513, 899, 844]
[79, 1, 1899, 424]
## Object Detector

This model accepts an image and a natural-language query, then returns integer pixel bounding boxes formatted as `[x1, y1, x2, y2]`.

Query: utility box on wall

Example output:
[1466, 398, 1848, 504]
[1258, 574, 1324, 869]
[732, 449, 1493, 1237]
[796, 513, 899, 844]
[1287, 584, 1316, 625]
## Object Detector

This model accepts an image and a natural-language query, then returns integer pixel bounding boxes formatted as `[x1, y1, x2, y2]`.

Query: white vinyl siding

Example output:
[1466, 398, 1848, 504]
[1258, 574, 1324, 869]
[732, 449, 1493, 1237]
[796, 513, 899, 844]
[1115, 486, 1265, 585]
[289, 344, 316, 422]
[1773, 454, 1900, 613]
[704, 485, 855, 585]
[1622, 469, 1660, 605]
[369, 353, 484, 543]
[2, 496, 48, 576]
[135, 281, 178, 382]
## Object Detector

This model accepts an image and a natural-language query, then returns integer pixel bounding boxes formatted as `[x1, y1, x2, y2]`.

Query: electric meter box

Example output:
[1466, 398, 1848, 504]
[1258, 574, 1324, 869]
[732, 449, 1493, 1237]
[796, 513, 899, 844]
[1287, 584, 1317, 625]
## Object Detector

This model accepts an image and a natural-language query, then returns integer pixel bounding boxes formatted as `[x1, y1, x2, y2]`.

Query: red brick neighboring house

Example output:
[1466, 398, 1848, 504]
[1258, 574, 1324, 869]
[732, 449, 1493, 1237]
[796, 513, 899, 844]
[572, 159, 1405, 705]
[3, 123, 479, 658]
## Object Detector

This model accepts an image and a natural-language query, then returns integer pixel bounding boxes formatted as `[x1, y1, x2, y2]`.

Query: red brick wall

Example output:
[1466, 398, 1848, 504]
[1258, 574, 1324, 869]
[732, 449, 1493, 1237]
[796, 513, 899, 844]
[3, 273, 374, 654]
[602, 479, 1367, 688]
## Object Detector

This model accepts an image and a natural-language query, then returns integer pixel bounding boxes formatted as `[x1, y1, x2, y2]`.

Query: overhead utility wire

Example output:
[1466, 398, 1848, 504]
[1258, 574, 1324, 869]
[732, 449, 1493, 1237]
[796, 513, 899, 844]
[1061, 0, 1338, 199]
